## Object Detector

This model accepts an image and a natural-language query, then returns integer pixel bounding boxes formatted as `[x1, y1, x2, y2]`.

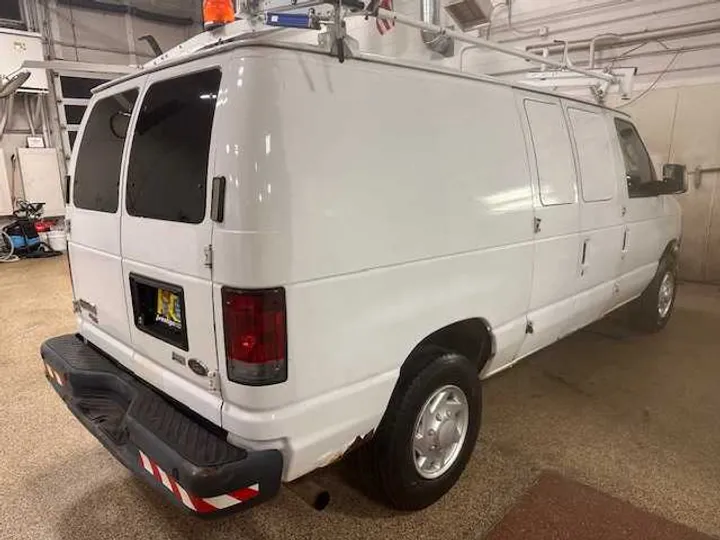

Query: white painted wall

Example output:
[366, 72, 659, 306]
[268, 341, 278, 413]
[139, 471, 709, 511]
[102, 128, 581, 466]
[609, 82, 720, 283]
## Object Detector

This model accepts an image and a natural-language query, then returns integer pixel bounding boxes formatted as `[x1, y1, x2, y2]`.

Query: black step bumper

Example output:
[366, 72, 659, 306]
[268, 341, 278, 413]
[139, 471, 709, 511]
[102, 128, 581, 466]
[40, 334, 283, 516]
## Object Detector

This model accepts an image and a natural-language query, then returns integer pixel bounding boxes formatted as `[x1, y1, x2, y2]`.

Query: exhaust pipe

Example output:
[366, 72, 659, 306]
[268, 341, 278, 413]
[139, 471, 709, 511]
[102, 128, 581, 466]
[287, 478, 331, 511]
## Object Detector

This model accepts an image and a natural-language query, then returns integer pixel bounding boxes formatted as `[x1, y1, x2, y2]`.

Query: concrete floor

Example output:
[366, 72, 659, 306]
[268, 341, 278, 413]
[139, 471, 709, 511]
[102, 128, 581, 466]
[1, 256, 719, 539]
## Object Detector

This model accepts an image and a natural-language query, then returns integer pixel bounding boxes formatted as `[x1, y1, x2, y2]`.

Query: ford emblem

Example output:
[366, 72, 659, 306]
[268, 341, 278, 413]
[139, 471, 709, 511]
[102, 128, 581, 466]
[188, 359, 208, 377]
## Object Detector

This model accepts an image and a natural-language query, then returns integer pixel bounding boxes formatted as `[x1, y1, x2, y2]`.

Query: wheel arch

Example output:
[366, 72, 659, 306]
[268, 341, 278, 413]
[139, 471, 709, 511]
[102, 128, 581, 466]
[661, 238, 680, 264]
[399, 318, 495, 383]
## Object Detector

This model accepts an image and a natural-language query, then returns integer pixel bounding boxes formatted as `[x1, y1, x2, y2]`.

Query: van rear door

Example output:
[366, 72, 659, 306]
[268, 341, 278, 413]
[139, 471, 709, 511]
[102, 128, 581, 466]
[120, 60, 225, 424]
[68, 80, 144, 367]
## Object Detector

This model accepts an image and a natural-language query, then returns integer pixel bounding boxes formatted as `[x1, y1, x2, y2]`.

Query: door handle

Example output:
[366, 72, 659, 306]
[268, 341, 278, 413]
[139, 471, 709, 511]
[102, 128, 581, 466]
[621, 228, 629, 254]
[210, 176, 226, 222]
[580, 239, 589, 276]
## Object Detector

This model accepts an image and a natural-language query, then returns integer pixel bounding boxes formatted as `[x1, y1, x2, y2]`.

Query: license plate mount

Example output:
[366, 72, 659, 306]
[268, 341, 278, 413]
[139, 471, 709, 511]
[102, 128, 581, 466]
[129, 273, 188, 351]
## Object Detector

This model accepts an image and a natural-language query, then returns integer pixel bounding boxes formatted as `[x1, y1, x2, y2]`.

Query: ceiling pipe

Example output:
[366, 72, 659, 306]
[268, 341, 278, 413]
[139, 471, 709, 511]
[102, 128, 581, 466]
[420, 0, 453, 56]
[526, 19, 720, 55]
[588, 33, 620, 68]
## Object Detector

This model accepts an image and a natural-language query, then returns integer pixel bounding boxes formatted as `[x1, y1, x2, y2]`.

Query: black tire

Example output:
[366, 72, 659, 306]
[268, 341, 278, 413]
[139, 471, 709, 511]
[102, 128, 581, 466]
[360, 349, 481, 511]
[630, 255, 678, 333]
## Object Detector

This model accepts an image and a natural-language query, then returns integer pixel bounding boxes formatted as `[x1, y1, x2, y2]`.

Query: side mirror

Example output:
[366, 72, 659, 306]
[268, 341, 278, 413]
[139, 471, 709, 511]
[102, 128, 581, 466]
[661, 164, 688, 194]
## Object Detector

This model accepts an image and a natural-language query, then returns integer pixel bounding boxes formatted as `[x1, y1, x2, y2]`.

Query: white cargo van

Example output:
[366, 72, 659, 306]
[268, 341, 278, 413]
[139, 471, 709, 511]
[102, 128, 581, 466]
[41, 32, 687, 515]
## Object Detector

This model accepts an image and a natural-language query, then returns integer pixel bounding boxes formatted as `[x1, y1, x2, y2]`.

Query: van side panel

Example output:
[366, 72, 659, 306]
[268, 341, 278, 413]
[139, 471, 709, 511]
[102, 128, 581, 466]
[212, 49, 533, 479]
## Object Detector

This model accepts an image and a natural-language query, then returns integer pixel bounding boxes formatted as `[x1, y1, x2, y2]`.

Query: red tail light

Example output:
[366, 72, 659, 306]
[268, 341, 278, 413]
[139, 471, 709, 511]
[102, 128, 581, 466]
[203, 0, 235, 30]
[222, 288, 287, 385]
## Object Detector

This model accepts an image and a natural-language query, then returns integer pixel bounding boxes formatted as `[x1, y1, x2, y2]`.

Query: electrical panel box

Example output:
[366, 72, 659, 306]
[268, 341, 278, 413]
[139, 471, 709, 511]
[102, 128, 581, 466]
[0, 28, 48, 93]
[17, 148, 65, 217]
[0, 149, 12, 216]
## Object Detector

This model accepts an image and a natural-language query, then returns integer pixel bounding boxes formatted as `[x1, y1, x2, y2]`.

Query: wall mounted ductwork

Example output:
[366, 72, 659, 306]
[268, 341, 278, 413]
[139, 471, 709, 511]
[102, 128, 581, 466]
[444, 0, 504, 32]
[420, 0, 454, 57]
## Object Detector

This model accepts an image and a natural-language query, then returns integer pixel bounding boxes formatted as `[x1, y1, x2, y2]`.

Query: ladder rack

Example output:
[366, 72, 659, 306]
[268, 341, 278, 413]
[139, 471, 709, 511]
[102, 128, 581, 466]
[147, 1, 625, 95]
[374, 8, 615, 84]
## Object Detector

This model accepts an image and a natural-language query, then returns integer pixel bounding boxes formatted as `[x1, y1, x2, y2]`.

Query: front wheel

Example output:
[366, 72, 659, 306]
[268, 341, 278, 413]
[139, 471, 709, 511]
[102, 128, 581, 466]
[360, 349, 481, 510]
[630, 255, 677, 332]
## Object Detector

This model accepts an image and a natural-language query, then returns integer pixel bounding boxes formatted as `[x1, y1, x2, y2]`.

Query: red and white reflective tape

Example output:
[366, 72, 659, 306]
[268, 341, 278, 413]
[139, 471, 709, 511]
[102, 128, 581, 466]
[138, 450, 259, 513]
[44, 363, 65, 386]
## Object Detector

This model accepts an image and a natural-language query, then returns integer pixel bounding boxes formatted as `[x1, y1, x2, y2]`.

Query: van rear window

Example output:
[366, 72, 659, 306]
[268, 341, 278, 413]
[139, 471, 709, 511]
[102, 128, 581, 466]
[126, 69, 221, 224]
[73, 89, 138, 213]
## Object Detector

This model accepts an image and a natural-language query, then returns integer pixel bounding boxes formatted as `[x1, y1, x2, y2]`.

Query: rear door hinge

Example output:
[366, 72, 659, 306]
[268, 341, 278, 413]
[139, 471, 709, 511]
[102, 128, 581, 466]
[533, 217, 542, 234]
[203, 245, 213, 269]
[208, 370, 220, 393]
[525, 320, 534, 334]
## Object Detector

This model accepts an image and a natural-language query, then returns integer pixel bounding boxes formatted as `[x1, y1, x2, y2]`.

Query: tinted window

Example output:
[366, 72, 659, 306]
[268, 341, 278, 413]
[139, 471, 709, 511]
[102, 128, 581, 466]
[525, 100, 577, 206]
[568, 108, 616, 202]
[614, 119, 657, 197]
[73, 89, 138, 213]
[126, 69, 221, 224]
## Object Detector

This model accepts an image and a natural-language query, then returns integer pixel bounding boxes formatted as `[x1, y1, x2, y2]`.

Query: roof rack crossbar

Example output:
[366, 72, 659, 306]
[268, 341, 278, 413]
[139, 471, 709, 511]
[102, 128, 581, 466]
[375, 7, 616, 84]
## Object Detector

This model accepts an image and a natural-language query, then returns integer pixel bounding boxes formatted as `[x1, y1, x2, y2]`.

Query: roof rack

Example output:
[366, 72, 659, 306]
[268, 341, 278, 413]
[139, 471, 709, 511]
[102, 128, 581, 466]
[374, 8, 613, 84]
[145, 1, 633, 101]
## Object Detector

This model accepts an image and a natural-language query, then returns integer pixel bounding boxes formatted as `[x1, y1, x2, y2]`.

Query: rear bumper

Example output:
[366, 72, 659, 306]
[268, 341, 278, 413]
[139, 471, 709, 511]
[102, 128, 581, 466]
[40, 334, 283, 516]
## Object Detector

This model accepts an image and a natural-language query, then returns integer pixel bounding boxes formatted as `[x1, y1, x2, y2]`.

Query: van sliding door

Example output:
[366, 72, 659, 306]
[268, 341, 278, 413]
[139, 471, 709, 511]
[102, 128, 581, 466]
[515, 93, 581, 358]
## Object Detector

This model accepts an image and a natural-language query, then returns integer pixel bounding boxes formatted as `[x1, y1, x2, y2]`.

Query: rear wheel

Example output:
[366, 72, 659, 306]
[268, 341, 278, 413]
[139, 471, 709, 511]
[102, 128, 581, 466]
[630, 255, 677, 332]
[360, 349, 481, 510]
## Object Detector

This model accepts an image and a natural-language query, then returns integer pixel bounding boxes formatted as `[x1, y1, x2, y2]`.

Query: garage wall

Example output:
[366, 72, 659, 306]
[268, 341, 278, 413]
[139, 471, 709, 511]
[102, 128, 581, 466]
[609, 83, 720, 284]
[0, 0, 205, 218]
[45, 0, 202, 65]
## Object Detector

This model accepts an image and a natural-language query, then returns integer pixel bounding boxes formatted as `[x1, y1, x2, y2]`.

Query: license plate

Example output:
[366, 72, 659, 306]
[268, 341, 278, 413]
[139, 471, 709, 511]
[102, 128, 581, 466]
[156, 288, 183, 330]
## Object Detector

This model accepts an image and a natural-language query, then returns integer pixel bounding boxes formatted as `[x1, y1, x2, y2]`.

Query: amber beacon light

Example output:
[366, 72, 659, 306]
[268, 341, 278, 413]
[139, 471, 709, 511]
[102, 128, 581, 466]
[203, 0, 236, 30]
